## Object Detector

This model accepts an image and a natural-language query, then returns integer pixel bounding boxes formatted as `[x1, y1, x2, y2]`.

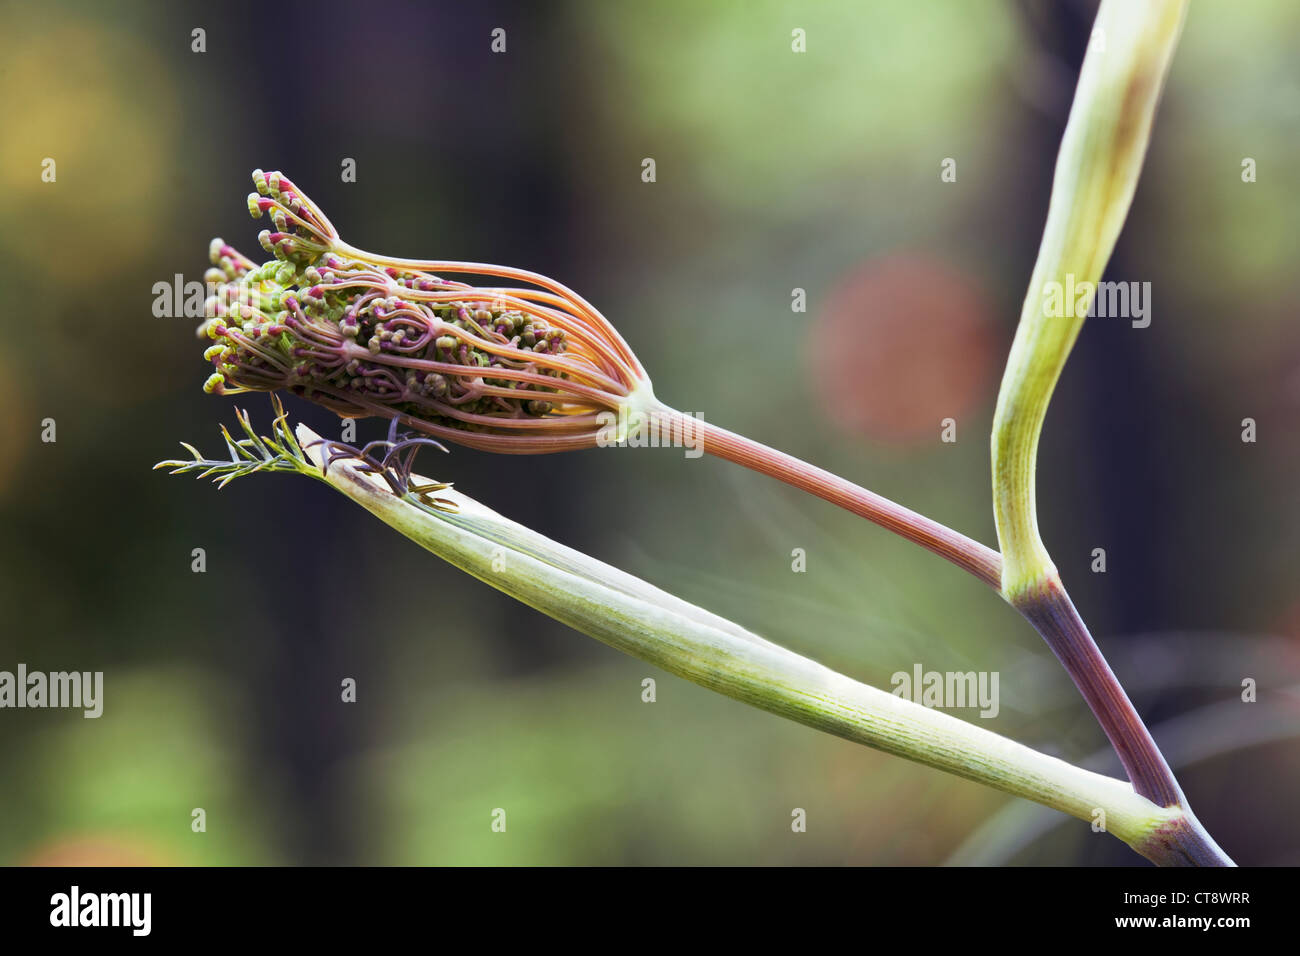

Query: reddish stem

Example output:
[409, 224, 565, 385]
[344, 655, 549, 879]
[672, 412, 1003, 589]
[1013, 576, 1184, 807]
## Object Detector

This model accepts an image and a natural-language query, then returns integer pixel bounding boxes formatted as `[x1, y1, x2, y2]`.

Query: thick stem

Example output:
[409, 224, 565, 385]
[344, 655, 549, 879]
[301, 424, 1185, 860]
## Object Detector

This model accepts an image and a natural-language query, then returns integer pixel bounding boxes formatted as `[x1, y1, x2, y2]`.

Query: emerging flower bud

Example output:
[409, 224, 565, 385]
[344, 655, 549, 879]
[199, 170, 653, 453]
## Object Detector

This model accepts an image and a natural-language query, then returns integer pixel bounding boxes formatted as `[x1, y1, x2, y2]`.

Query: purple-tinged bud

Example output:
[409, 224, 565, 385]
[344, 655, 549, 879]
[191, 168, 651, 455]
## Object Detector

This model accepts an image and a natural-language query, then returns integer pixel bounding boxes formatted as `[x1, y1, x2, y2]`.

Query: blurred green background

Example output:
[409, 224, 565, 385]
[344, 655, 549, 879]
[1, 0, 1297, 865]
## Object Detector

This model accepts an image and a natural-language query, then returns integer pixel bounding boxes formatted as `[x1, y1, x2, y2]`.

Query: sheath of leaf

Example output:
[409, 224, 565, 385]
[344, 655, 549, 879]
[154, 407, 1210, 867]
[199, 169, 1002, 588]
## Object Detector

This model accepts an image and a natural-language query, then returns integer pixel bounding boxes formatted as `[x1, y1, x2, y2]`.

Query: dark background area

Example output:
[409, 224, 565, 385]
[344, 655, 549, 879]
[0, 0, 1297, 865]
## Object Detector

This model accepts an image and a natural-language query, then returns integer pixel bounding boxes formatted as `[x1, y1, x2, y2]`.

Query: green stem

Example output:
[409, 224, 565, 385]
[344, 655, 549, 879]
[985, 0, 1230, 862]
[992, 0, 1188, 597]
[298, 424, 1189, 862]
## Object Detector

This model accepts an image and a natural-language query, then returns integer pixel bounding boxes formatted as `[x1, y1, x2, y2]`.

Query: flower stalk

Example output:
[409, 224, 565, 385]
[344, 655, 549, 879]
[649, 407, 1003, 588]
